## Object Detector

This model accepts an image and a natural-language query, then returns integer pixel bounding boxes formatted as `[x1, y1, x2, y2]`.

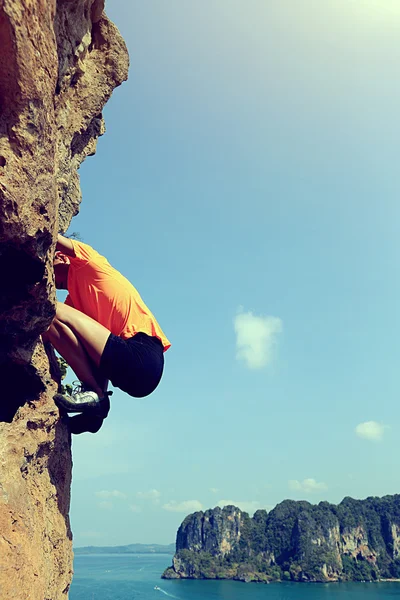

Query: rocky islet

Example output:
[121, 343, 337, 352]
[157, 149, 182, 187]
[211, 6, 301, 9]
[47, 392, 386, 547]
[163, 495, 400, 583]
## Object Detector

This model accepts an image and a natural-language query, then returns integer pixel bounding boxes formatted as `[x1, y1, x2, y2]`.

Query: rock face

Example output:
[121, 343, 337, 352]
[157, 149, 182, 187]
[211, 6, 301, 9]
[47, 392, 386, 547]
[163, 495, 400, 583]
[0, 0, 128, 598]
[177, 505, 243, 556]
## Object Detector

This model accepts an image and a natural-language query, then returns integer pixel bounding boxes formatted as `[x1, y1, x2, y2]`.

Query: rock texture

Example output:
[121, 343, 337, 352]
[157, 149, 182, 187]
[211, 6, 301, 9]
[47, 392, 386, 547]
[176, 506, 243, 557]
[0, 0, 129, 597]
[163, 495, 400, 583]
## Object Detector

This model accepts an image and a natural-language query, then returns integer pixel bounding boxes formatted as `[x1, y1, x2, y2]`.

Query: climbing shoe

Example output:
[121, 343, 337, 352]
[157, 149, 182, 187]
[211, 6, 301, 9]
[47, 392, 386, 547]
[54, 381, 112, 417]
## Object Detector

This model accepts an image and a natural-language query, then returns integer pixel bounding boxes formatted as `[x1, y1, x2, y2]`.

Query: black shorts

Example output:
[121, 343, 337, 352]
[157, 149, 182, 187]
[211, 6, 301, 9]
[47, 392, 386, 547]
[99, 332, 164, 398]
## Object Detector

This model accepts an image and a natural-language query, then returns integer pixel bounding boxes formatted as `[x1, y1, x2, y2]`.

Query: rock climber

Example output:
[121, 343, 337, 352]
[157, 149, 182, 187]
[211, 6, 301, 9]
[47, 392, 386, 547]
[42, 234, 170, 434]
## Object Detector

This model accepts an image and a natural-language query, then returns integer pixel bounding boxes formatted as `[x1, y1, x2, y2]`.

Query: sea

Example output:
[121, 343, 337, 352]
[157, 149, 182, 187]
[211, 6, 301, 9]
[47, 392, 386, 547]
[69, 554, 400, 600]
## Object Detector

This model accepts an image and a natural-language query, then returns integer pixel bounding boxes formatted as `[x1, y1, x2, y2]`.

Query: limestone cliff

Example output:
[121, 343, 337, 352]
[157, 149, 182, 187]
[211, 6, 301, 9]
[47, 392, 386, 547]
[0, 1, 128, 597]
[163, 495, 400, 583]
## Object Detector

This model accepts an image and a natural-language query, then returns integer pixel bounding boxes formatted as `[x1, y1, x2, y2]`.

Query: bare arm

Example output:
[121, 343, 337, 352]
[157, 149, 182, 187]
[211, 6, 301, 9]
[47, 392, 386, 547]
[56, 234, 76, 256]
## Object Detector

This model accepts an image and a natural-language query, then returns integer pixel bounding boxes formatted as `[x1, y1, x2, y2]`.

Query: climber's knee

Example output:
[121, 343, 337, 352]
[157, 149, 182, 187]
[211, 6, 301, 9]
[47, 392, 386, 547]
[55, 301, 88, 327]
[41, 317, 57, 340]
[42, 317, 64, 344]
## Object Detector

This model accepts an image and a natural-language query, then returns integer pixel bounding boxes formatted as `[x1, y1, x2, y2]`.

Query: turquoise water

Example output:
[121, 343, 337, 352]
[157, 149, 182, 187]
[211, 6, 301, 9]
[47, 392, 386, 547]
[69, 554, 400, 600]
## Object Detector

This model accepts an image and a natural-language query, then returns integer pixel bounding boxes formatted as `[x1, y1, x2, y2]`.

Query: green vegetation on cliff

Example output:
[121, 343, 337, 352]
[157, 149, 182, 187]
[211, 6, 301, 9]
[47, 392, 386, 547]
[162, 495, 400, 583]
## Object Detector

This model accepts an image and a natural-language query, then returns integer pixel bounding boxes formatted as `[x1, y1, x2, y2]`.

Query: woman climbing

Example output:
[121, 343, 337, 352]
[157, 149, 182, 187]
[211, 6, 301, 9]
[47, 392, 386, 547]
[43, 234, 170, 434]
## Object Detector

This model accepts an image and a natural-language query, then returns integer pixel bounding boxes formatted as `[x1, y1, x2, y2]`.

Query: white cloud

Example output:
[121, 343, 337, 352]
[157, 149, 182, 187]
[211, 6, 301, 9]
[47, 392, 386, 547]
[95, 490, 127, 500]
[288, 478, 328, 493]
[355, 421, 386, 441]
[217, 500, 271, 514]
[136, 489, 161, 504]
[162, 500, 203, 513]
[209, 488, 219, 494]
[98, 501, 113, 510]
[234, 309, 282, 369]
[129, 504, 142, 513]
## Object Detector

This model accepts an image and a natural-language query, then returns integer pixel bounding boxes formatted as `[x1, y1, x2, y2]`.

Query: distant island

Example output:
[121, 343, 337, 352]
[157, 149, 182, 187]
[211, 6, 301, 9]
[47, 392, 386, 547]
[75, 543, 174, 555]
[162, 495, 400, 583]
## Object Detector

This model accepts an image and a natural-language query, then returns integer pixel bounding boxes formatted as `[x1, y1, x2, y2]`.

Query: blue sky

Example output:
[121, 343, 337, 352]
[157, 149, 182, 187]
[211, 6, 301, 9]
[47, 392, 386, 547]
[63, 1, 400, 546]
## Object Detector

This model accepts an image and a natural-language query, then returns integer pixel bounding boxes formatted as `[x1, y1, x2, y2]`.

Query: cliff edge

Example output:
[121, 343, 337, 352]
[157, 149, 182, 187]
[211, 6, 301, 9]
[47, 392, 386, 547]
[0, 1, 128, 597]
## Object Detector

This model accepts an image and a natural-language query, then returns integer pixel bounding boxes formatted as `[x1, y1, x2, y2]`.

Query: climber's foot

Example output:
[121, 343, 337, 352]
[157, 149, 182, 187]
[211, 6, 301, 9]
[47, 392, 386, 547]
[67, 413, 105, 435]
[54, 388, 111, 417]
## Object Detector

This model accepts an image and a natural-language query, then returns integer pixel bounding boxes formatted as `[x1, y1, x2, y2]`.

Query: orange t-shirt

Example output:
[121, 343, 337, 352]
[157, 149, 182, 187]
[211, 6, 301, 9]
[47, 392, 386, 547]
[64, 240, 171, 351]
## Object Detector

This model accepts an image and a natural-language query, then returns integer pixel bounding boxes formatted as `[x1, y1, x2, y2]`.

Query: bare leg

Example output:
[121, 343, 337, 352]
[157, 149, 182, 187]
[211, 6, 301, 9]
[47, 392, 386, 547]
[43, 302, 112, 396]
[42, 319, 105, 396]
[54, 302, 111, 368]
